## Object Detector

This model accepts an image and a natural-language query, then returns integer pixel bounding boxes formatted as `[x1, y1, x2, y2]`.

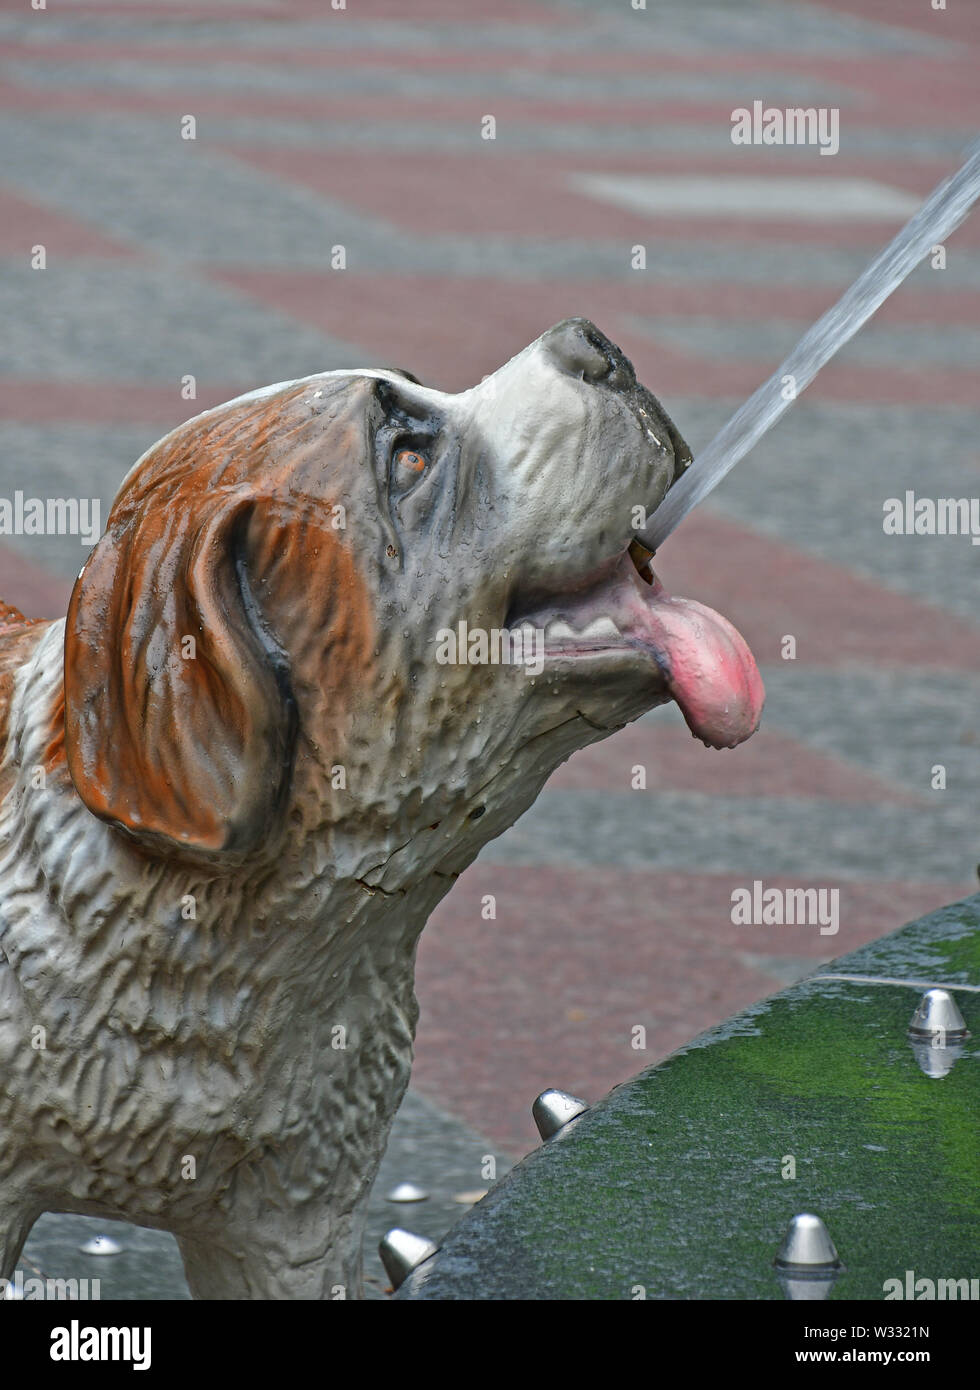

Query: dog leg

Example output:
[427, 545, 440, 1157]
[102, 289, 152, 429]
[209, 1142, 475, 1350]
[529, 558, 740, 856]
[175, 1204, 364, 1300]
[0, 1200, 38, 1284]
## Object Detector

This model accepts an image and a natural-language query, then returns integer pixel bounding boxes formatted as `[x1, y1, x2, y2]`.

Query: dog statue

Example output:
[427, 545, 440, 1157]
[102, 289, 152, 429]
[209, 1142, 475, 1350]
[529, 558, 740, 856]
[0, 320, 763, 1297]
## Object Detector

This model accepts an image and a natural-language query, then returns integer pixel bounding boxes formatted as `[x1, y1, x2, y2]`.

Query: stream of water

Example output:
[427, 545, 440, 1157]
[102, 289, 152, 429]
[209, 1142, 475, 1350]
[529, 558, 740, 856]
[638, 140, 980, 553]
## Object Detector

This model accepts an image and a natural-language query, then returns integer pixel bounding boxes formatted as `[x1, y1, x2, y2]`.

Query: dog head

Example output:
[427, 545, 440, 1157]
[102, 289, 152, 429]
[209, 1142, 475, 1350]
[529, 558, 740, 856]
[64, 319, 763, 874]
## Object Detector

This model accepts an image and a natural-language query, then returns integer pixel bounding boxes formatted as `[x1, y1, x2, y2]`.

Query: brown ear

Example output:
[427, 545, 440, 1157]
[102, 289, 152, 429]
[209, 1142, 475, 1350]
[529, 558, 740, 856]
[64, 485, 297, 858]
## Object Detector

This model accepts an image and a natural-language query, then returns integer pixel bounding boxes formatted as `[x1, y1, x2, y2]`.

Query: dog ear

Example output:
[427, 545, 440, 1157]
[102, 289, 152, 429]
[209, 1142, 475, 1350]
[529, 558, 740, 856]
[64, 483, 298, 858]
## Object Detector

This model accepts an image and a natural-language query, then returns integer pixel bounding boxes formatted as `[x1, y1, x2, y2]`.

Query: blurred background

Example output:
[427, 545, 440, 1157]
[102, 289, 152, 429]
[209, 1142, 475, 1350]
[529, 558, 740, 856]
[1, 0, 978, 1295]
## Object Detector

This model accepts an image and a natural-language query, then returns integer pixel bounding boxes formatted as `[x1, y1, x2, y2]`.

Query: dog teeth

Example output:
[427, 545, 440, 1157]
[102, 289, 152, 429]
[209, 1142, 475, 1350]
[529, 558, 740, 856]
[578, 617, 619, 641]
[637, 406, 664, 448]
[543, 616, 620, 643]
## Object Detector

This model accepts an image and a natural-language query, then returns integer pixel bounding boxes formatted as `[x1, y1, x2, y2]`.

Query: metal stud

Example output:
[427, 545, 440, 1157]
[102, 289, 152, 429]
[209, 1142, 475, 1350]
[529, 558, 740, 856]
[378, 1229, 438, 1290]
[532, 1088, 588, 1140]
[774, 1214, 842, 1271]
[79, 1235, 122, 1256]
[385, 1181, 428, 1203]
[907, 989, 969, 1044]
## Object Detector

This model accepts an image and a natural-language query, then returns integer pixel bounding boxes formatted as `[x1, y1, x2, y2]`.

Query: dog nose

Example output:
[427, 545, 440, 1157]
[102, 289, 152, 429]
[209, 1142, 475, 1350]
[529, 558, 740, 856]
[542, 318, 635, 387]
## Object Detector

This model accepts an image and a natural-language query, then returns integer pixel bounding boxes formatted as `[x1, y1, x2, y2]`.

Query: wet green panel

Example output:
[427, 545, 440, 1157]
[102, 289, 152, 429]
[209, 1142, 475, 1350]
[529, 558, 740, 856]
[399, 894, 980, 1300]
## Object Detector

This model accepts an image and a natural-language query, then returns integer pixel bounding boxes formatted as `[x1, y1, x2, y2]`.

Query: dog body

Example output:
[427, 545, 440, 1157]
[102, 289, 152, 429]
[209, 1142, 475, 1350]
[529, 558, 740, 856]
[0, 321, 763, 1297]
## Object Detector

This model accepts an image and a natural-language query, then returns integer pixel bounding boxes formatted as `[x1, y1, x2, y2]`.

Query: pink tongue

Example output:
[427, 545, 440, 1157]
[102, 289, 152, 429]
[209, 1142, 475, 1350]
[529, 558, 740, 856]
[634, 588, 765, 749]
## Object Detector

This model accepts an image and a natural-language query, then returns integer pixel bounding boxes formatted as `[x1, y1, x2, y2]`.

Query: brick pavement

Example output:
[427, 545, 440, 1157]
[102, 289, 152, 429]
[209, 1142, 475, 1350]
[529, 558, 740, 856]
[1, 0, 977, 1283]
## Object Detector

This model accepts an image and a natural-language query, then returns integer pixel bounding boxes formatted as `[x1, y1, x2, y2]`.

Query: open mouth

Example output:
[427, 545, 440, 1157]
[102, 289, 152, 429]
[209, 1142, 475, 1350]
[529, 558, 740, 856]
[510, 537, 765, 750]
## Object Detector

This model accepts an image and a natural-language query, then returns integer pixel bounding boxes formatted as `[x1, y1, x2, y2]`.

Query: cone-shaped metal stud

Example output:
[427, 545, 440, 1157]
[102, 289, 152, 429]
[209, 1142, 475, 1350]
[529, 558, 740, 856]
[532, 1088, 588, 1140]
[79, 1235, 122, 1256]
[379, 1229, 438, 1290]
[910, 1039, 965, 1079]
[907, 989, 969, 1043]
[774, 1214, 841, 1271]
[385, 1181, 428, 1203]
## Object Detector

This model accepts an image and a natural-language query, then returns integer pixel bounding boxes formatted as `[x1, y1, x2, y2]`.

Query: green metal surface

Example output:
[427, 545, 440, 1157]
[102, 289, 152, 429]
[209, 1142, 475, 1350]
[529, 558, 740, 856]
[398, 894, 980, 1300]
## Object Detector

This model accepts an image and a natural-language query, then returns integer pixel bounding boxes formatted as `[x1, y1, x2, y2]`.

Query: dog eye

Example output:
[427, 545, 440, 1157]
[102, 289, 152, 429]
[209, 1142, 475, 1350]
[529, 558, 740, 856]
[395, 448, 427, 474]
[392, 446, 429, 494]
